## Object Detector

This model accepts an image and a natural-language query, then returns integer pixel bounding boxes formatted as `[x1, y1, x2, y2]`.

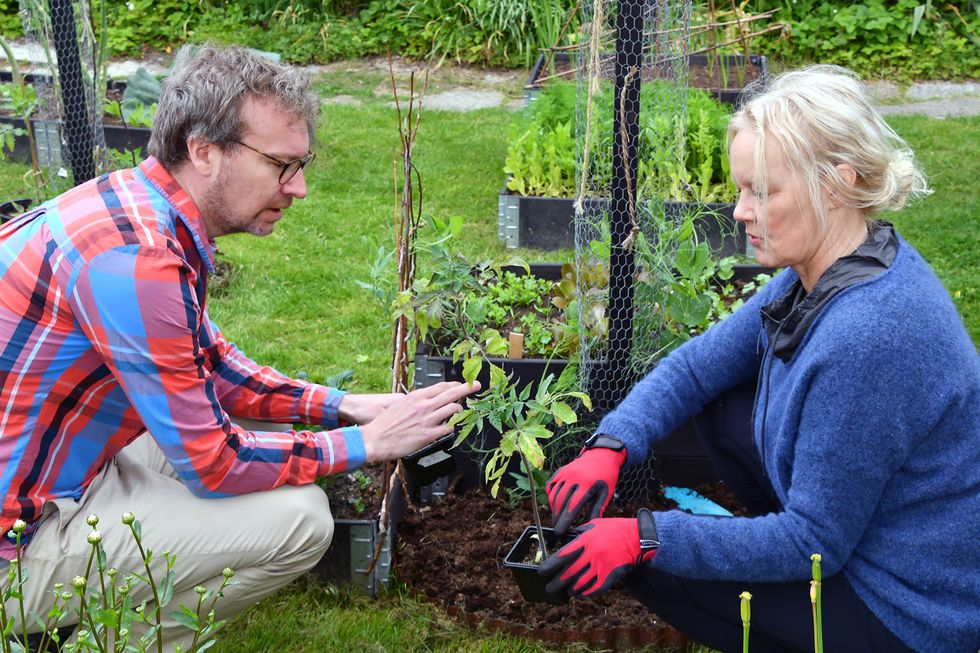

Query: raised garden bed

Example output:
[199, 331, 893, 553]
[0, 71, 151, 166]
[524, 51, 768, 108]
[313, 462, 403, 598]
[406, 262, 773, 497]
[498, 184, 746, 254]
[0, 115, 150, 167]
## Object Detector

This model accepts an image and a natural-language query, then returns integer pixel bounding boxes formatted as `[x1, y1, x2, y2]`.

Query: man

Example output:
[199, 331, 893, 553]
[0, 44, 476, 646]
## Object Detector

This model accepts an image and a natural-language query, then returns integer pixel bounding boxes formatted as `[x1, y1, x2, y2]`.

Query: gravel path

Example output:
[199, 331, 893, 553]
[3, 40, 978, 117]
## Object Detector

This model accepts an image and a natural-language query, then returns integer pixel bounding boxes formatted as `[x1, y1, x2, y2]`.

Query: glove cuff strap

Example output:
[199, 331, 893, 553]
[636, 508, 661, 561]
[583, 433, 625, 452]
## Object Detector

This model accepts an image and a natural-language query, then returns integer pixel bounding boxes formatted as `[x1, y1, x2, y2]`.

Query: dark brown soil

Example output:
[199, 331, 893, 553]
[323, 461, 394, 520]
[392, 480, 746, 650]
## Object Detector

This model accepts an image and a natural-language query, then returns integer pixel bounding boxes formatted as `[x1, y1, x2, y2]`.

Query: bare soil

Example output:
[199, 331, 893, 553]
[391, 478, 746, 650]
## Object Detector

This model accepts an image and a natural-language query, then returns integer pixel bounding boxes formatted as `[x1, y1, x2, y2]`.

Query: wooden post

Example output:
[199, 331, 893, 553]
[508, 332, 525, 359]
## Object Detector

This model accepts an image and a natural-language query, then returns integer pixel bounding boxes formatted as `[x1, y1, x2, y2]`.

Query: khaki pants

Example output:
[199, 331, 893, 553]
[13, 431, 334, 650]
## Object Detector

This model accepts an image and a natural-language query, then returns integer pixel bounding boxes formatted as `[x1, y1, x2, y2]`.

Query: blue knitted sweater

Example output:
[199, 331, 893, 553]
[599, 235, 980, 652]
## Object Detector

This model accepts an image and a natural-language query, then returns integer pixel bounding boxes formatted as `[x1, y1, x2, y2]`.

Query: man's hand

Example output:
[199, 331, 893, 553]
[338, 393, 400, 425]
[547, 435, 627, 536]
[538, 510, 659, 598]
[358, 381, 480, 462]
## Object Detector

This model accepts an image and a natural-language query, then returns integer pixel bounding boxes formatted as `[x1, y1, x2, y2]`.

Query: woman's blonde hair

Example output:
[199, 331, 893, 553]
[727, 64, 931, 230]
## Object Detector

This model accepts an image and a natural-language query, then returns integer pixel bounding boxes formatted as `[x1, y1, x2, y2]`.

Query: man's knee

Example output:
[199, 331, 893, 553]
[282, 484, 334, 563]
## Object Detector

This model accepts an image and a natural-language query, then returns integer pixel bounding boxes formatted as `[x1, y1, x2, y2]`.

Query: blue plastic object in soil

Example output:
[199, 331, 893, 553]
[664, 486, 733, 516]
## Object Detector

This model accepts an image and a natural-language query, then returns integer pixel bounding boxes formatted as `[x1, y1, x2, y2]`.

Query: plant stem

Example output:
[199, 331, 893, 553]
[129, 524, 164, 653]
[521, 453, 548, 560]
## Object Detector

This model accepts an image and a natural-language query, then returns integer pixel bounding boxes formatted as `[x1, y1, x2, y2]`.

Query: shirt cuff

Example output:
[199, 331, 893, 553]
[320, 386, 347, 428]
[315, 425, 366, 476]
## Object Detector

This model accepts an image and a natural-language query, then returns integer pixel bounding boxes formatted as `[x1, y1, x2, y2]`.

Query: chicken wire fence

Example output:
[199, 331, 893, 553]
[18, 0, 108, 186]
[561, 0, 696, 503]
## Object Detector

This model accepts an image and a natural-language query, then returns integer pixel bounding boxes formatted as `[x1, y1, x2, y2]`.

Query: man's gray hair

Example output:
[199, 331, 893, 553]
[148, 44, 320, 168]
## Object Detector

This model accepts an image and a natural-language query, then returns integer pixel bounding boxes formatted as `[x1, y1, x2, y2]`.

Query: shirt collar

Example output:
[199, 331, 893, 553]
[137, 156, 217, 274]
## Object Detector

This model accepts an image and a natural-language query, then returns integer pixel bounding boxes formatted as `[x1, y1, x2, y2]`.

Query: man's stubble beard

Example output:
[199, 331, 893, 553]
[199, 168, 274, 238]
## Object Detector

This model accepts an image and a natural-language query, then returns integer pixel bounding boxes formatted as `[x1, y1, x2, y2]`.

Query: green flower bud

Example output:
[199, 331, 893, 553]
[71, 576, 87, 593]
[87, 531, 102, 544]
[86, 514, 99, 527]
[195, 586, 207, 595]
[12, 519, 27, 534]
[121, 513, 135, 525]
[810, 553, 822, 582]
[739, 591, 752, 625]
[119, 628, 129, 639]
[60, 591, 73, 601]
[107, 568, 117, 577]
[54, 582, 63, 591]
[222, 567, 235, 579]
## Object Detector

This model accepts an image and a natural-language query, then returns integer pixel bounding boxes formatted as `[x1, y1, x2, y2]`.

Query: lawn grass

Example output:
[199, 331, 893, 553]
[0, 67, 975, 653]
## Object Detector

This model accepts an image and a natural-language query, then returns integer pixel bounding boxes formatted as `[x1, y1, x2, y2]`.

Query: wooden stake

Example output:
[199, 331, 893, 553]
[508, 332, 525, 359]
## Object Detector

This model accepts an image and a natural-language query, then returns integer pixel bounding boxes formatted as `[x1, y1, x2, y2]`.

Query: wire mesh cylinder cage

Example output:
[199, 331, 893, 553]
[19, 0, 109, 188]
[570, 0, 695, 503]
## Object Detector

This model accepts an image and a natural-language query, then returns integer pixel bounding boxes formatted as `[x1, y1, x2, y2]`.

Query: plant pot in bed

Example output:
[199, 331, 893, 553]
[402, 434, 457, 487]
[503, 525, 579, 605]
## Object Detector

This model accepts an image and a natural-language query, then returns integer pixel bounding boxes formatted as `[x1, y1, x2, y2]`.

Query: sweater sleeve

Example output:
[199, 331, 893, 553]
[68, 245, 366, 497]
[598, 270, 791, 466]
[647, 268, 963, 583]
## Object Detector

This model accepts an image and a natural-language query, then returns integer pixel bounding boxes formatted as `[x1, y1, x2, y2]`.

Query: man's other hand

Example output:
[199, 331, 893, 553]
[358, 381, 480, 462]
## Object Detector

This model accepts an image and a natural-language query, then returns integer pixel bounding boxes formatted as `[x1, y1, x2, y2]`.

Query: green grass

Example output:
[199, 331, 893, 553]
[1, 68, 976, 653]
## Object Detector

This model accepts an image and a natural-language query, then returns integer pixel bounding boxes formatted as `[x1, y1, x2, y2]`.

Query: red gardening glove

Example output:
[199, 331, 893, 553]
[538, 509, 660, 598]
[546, 435, 627, 536]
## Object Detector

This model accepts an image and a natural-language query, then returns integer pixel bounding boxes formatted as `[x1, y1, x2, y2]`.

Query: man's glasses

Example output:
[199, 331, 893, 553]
[229, 139, 316, 185]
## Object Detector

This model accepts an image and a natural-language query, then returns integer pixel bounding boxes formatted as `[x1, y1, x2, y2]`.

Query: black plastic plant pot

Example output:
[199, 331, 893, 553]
[503, 525, 578, 605]
[0, 198, 34, 223]
[401, 434, 457, 487]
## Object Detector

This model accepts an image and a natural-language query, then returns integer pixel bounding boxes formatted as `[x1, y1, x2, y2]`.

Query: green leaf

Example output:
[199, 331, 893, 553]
[159, 570, 175, 607]
[551, 401, 577, 425]
[567, 391, 593, 411]
[170, 608, 199, 630]
[517, 432, 546, 468]
[461, 355, 483, 386]
[488, 363, 508, 388]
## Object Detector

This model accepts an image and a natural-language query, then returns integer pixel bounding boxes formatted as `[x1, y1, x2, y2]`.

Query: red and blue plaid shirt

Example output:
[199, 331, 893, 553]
[0, 158, 364, 555]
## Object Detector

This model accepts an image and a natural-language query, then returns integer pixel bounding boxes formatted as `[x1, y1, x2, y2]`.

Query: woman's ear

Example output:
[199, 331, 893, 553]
[827, 163, 858, 209]
[835, 163, 858, 189]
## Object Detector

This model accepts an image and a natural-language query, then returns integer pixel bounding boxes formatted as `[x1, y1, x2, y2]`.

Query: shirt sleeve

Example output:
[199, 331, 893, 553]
[201, 314, 346, 429]
[67, 244, 366, 497]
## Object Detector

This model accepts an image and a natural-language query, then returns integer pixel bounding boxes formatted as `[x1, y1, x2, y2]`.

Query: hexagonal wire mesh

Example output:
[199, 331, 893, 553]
[571, 0, 693, 503]
[19, 0, 108, 187]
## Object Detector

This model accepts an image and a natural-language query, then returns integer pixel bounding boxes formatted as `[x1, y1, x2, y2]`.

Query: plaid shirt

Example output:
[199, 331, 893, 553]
[0, 158, 364, 555]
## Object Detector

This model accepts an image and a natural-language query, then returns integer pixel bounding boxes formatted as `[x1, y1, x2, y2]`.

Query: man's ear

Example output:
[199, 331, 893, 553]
[185, 136, 218, 177]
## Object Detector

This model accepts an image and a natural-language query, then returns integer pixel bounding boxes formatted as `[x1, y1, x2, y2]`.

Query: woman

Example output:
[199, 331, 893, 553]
[539, 65, 980, 652]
